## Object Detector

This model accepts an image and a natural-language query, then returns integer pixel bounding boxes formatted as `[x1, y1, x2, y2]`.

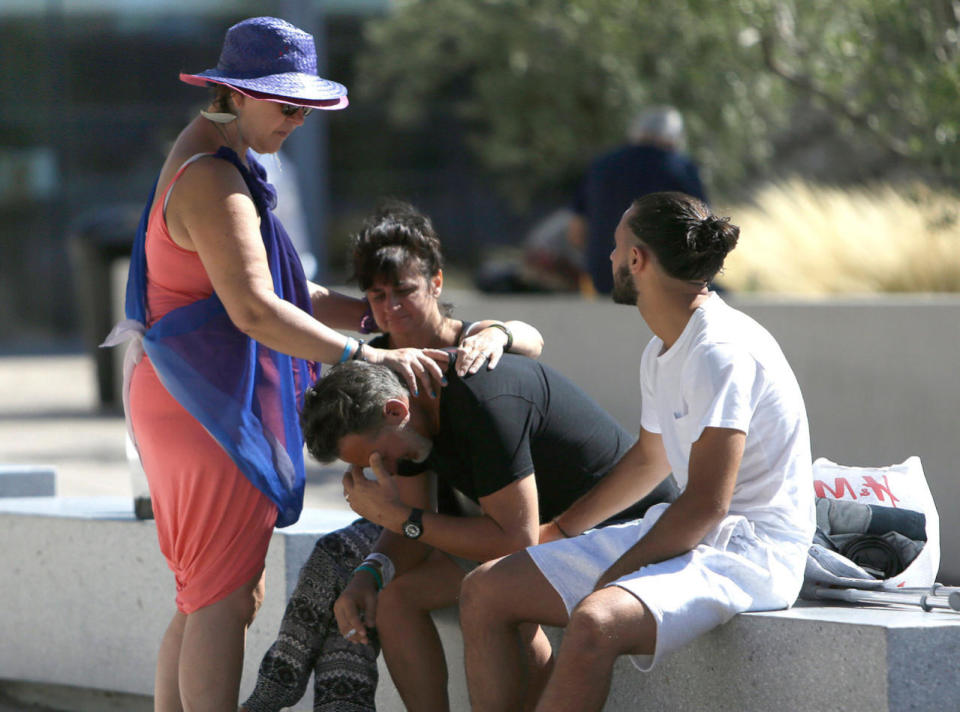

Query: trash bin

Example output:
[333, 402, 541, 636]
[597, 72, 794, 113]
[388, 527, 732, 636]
[67, 204, 141, 410]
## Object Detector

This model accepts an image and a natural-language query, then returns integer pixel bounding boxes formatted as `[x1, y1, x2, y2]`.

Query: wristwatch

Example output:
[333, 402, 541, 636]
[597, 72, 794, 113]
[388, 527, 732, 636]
[402, 507, 424, 539]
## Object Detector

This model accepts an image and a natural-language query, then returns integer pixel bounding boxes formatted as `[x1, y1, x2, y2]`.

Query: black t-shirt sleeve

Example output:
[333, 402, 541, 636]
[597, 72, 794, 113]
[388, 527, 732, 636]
[456, 392, 537, 498]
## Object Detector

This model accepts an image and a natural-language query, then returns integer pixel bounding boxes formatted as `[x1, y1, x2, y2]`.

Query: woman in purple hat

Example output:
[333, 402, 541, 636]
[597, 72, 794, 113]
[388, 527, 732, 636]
[112, 17, 456, 711]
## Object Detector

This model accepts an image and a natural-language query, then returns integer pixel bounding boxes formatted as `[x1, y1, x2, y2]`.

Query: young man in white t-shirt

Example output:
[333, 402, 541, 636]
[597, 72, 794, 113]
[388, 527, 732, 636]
[459, 191, 816, 712]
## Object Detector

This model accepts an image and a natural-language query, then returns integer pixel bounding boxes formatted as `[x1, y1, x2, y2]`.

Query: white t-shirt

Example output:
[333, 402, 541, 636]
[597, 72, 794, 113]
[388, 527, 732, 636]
[639, 294, 815, 546]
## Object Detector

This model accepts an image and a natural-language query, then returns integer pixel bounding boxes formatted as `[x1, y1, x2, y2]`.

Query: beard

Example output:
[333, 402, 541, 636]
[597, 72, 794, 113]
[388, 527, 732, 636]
[611, 263, 638, 305]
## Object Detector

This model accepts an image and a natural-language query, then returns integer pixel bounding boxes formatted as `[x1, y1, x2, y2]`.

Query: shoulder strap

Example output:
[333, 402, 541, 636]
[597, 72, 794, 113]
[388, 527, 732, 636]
[161, 153, 213, 216]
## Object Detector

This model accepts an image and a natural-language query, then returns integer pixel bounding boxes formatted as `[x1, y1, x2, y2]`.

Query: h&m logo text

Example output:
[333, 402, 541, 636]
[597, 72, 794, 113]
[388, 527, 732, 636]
[813, 475, 900, 507]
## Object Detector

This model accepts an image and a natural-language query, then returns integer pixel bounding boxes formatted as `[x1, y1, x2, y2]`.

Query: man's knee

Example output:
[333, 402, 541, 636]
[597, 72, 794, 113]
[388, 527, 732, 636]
[461, 557, 539, 630]
[565, 594, 626, 656]
[459, 560, 502, 624]
[375, 573, 428, 628]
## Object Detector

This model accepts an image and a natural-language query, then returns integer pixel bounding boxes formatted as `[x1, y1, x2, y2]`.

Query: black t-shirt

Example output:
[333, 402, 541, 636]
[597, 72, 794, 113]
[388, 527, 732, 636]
[398, 354, 640, 522]
[367, 328, 473, 516]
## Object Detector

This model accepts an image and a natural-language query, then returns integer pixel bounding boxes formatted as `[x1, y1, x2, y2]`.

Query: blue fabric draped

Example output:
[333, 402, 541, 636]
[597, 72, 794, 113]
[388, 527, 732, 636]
[123, 147, 316, 527]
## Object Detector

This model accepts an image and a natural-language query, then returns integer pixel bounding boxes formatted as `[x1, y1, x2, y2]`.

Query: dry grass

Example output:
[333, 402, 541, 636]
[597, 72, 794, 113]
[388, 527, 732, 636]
[716, 180, 960, 294]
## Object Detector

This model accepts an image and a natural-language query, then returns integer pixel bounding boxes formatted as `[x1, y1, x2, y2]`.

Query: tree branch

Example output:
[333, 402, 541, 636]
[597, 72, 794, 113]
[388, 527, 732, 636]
[759, 29, 912, 159]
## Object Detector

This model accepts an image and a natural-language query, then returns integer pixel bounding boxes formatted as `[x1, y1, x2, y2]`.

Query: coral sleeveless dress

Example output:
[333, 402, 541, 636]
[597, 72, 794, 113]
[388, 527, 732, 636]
[129, 154, 277, 614]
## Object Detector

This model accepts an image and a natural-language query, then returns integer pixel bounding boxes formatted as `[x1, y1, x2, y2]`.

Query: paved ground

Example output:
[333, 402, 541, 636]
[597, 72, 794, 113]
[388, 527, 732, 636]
[0, 353, 350, 710]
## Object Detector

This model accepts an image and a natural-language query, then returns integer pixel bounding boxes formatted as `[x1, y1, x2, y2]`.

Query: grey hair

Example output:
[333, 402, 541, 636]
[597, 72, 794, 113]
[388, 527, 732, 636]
[300, 361, 408, 463]
[627, 106, 686, 150]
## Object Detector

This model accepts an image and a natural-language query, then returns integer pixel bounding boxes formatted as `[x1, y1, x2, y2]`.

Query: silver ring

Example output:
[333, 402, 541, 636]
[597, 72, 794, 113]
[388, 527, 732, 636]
[345, 628, 357, 638]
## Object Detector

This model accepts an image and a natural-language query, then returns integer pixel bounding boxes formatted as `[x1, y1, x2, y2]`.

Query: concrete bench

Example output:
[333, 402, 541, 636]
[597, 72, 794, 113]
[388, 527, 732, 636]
[2, 496, 960, 711]
[0, 496, 355, 709]
[389, 602, 960, 712]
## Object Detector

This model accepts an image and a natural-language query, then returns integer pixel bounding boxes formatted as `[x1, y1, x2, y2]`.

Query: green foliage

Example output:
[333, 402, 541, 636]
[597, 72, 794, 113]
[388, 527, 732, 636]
[358, 0, 960, 204]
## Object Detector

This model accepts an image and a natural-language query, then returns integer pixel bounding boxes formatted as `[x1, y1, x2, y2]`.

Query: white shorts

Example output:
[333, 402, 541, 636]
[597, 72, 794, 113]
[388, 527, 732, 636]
[527, 503, 806, 670]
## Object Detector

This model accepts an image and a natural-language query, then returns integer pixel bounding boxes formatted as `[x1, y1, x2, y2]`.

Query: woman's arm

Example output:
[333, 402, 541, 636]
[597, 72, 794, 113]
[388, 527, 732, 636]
[166, 159, 443, 392]
[308, 283, 369, 331]
[455, 319, 544, 375]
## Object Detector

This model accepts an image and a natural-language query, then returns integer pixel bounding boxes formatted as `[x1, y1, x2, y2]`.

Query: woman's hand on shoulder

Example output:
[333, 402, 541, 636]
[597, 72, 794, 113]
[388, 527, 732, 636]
[364, 347, 450, 398]
[456, 319, 543, 375]
[456, 327, 509, 376]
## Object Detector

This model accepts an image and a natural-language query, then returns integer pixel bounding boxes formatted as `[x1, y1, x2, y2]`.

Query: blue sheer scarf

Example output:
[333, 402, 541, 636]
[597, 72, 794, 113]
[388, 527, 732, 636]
[118, 147, 316, 527]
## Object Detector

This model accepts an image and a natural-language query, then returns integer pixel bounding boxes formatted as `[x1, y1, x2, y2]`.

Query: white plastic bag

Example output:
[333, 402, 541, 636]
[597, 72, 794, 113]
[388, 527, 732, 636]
[812, 456, 939, 587]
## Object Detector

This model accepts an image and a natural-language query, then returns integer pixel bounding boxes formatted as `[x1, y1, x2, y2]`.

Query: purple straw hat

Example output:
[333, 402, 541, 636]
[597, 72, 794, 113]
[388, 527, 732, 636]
[180, 16, 348, 110]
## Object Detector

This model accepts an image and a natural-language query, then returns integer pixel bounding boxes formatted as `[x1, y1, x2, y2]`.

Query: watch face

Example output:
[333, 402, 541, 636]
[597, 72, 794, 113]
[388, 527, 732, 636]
[402, 521, 422, 539]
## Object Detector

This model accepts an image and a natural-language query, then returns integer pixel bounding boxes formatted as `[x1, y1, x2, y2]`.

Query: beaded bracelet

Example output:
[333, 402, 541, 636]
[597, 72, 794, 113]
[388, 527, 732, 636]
[354, 563, 384, 590]
[363, 552, 395, 587]
[351, 339, 366, 361]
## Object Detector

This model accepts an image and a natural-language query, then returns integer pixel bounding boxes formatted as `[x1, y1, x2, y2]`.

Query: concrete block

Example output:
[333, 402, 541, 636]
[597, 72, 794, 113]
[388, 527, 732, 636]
[0, 465, 55, 497]
[0, 496, 355, 706]
[375, 601, 960, 712]
[4, 496, 960, 711]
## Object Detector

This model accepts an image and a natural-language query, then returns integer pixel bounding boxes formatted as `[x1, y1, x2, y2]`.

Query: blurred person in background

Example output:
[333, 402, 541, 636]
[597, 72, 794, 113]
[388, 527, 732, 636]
[569, 106, 708, 294]
[104, 18, 448, 711]
[242, 200, 546, 712]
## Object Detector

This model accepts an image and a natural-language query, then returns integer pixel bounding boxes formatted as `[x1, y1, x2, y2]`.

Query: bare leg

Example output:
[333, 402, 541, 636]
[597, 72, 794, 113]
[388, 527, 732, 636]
[155, 611, 186, 712]
[178, 569, 265, 712]
[375, 550, 465, 712]
[534, 586, 655, 712]
[520, 623, 554, 712]
[460, 551, 569, 712]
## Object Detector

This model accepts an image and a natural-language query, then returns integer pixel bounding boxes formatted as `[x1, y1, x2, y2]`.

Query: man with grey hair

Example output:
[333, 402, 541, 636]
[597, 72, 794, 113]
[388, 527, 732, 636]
[302, 355, 677, 711]
[570, 105, 708, 294]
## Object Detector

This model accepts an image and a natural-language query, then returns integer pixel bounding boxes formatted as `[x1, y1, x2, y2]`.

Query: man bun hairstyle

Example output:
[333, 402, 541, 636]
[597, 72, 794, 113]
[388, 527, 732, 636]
[300, 361, 407, 463]
[627, 192, 739, 283]
[351, 199, 444, 291]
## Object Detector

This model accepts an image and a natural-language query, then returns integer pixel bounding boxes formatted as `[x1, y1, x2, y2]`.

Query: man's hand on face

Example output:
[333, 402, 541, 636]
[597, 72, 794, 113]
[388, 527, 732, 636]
[342, 453, 403, 527]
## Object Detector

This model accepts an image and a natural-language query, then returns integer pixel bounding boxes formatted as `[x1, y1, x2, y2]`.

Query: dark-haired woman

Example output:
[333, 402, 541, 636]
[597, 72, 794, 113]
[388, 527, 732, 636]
[242, 202, 543, 712]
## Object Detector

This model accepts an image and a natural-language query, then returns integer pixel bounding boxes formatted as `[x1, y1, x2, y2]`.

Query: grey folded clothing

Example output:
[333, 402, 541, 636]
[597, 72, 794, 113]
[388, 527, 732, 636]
[808, 497, 928, 585]
[803, 544, 884, 591]
[816, 498, 926, 541]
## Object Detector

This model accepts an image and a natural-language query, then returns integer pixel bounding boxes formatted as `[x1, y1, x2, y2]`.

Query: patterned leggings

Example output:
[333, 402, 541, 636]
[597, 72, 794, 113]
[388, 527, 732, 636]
[243, 518, 382, 712]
